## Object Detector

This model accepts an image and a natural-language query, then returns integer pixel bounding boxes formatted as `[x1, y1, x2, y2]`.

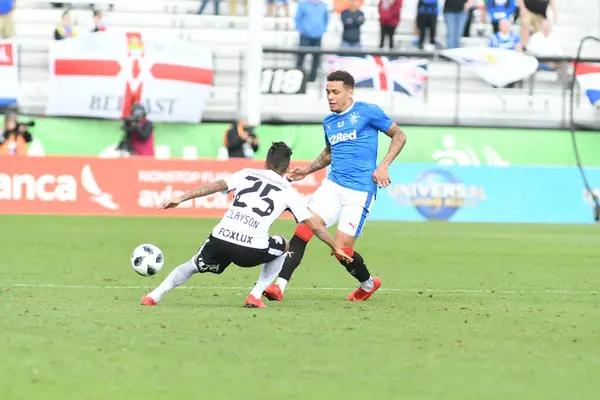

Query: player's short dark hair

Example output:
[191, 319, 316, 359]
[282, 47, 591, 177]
[266, 142, 293, 174]
[327, 70, 355, 89]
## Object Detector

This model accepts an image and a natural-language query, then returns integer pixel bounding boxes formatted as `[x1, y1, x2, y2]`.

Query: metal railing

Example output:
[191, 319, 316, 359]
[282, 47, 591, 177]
[252, 46, 600, 129]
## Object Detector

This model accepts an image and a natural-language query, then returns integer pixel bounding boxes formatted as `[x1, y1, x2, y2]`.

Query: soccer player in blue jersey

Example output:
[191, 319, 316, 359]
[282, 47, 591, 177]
[263, 70, 407, 302]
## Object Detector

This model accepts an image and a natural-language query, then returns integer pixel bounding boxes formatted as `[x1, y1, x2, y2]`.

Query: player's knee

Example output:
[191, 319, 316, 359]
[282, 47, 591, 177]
[335, 248, 355, 264]
[334, 233, 356, 250]
[282, 237, 290, 253]
[191, 255, 200, 271]
[294, 223, 314, 242]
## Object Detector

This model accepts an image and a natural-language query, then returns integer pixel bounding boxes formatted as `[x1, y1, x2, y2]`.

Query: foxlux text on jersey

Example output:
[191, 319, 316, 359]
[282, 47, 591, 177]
[328, 130, 357, 145]
[217, 228, 253, 245]
[225, 209, 260, 229]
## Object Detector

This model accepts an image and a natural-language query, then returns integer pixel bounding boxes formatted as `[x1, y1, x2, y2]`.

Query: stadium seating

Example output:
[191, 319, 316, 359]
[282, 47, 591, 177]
[11, 0, 600, 126]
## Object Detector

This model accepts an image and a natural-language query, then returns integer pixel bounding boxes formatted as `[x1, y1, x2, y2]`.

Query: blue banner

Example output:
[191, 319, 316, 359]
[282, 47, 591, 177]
[370, 163, 600, 224]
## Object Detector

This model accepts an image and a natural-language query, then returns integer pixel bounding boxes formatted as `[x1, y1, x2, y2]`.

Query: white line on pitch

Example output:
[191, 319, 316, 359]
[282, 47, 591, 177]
[5, 283, 598, 295]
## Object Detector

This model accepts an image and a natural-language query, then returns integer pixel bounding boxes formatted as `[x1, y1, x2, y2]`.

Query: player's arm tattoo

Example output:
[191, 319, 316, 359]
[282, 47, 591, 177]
[312, 226, 338, 251]
[177, 180, 228, 202]
[304, 217, 338, 250]
[379, 123, 407, 168]
[305, 145, 332, 174]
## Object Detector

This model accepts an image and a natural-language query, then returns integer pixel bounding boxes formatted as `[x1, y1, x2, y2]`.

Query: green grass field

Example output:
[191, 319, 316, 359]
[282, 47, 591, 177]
[1, 215, 599, 400]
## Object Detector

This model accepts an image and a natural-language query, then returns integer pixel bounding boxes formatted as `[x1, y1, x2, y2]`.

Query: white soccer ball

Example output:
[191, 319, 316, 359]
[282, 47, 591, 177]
[131, 244, 164, 276]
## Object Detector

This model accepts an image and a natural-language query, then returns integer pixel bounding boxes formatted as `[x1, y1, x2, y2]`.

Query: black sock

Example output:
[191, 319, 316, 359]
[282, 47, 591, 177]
[278, 235, 308, 281]
[339, 251, 371, 283]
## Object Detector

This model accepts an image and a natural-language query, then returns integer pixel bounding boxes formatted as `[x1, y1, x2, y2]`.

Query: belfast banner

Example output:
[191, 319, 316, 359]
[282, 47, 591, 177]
[45, 31, 214, 123]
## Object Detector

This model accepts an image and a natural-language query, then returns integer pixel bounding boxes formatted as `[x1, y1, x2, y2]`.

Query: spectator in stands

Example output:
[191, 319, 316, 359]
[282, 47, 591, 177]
[295, 0, 329, 82]
[463, 1, 475, 37]
[489, 18, 522, 51]
[519, 0, 557, 47]
[378, 0, 402, 50]
[0, 110, 33, 157]
[416, 0, 438, 50]
[92, 9, 106, 32]
[224, 119, 259, 159]
[527, 19, 563, 72]
[90, 3, 114, 11]
[341, 0, 365, 48]
[268, 0, 290, 18]
[489, 18, 523, 88]
[197, 0, 220, 15]
[334, 0, 364, 14]
[463, 0, 486, 38]
[444, 0, 475, 49]
[117, 104, 155, 157]
[486, 0, 516, 34]
[0, 0, 15, 39]
[229, 0, 247, 16]
[54, 11, 78, 40]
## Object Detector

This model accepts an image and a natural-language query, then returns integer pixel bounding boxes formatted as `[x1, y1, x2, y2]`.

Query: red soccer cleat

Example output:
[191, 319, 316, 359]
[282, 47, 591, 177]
[140, 296, 157, 306]
[263, 283, 284, 302]
[245, 294, 267, 309]
[347, 277, 382, 301]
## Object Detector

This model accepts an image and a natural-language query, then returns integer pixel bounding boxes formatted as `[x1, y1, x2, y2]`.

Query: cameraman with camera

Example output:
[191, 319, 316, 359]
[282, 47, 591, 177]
[0, 109, 34, 156]
[116, 103, 155, 157]
[224, 118, 259, 159]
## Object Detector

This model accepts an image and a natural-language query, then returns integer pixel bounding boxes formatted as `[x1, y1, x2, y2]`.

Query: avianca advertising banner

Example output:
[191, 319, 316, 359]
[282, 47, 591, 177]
[0, 157, 325, 218]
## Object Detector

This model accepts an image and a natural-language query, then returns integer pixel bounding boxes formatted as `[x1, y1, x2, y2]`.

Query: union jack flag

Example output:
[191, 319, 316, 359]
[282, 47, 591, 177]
[326, 55, 428, 96]
[575, 62, 600, 106]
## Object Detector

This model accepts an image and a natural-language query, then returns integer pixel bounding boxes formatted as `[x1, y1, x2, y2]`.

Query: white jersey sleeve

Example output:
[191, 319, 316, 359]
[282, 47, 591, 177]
[223, 168, 249, 192]
[286, 188, 313, 223]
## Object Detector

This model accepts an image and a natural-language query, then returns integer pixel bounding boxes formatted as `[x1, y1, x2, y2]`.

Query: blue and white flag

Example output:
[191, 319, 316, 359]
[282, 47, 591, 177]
[441, 47, 539, 87]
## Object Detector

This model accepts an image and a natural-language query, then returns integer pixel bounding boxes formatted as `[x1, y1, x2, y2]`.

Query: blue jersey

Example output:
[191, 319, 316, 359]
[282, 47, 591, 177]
[323, 102, 394, 194]
[489, 32, 521, 50]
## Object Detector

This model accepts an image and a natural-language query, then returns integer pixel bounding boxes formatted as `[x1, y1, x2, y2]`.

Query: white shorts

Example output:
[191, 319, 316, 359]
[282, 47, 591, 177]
[307, 178, 375, 237]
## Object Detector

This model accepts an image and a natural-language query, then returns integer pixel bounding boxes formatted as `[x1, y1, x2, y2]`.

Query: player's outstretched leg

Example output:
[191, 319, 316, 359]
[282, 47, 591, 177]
[246, 252, 287, 309]
[335, 248, 382, 301]
[141, 258, 197, 306]
[263, 224, 313, 301]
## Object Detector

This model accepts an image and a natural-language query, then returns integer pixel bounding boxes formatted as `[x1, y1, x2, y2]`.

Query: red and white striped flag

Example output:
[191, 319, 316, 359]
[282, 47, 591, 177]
[575, 63, 600, 106]
[46, 31, 214, 123]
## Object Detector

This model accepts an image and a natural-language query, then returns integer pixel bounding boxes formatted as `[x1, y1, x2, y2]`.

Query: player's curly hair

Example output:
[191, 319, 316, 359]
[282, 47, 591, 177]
[267, 141, 293, 174]
[327, 70, 355, 89]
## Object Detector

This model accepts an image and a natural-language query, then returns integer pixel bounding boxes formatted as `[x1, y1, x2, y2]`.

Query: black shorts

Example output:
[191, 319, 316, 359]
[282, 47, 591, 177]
[193, 234, 287, 274]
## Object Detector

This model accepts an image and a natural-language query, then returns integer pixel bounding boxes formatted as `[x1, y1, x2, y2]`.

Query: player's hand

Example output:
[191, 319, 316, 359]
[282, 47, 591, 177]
[372, 166, 391, 188]
[158, 198, 181, 210]
[332, 248, 353, 264]
[286, 167, 308, 182]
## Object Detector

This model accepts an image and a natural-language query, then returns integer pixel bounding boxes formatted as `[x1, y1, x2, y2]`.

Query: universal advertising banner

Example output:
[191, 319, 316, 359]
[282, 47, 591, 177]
[371, 163, 600, 224]
[0, 156, 325, 217]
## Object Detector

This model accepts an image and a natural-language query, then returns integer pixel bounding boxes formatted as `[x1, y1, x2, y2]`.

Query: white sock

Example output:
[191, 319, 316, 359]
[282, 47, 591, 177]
[250, 254, 287, 299]
[275, 277, 288, 293]
[147, 259, 197, 303]
[360, 276, 374, 292]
